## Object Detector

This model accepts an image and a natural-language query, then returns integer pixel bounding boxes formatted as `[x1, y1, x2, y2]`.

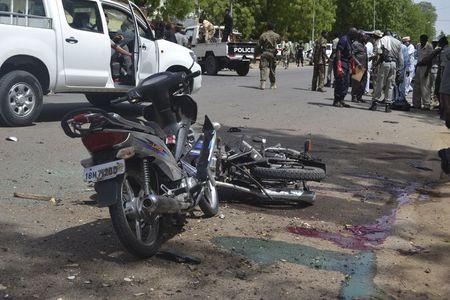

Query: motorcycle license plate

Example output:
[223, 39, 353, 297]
[83, 160, 125, 183]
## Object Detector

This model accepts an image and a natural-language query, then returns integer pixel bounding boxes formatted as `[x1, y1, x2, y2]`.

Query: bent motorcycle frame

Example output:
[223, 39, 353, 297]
[94, 116, 216, 209]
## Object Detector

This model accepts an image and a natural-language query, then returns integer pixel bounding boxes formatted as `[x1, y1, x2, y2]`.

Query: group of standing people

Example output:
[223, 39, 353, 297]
[323, 28, 449, 114]
[257, 22, 450, 121]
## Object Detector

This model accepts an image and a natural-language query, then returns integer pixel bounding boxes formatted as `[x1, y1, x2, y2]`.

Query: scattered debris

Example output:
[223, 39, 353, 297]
[410, 162, 433, 172]
[5, 136, 18, 142]
[102, 283, 111, 287]
[157, 249, 201, 265]
[107, 251, 124, 258]
[235, 271, 247, 280]
[397, 247, 429, 256]
[134, 293, 145, 297]
[424, 268, 431, 274]
[0, 284, 6, 290]
[416, 188, 443, 198]
[219, 214, 225, 219]
[83, 280, 92, 284]
[64, 263, 79, 268]
[383, 121, 399, 124]
[67, 275, 76, 280]
[227, 127, 242, 133]
[243, 117, 250, 120]
[13, 192, 60, 205]
[124, 277, 133, 282]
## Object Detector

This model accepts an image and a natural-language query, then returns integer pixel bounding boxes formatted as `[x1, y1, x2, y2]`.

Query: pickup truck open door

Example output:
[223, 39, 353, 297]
[58, 0, 110, 88]
[128, 1, 158, 85]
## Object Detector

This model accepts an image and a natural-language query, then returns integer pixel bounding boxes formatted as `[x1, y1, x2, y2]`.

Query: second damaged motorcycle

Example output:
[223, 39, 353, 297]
[216, 137, 326, 204]
[61, 71, 219, 258]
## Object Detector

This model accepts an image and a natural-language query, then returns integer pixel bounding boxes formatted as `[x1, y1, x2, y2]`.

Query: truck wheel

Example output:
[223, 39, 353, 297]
[236, 63, 250, 76]
[0, 70, 43, 126]
[85, 93, 121, 107]
[205, 55, 218, 75]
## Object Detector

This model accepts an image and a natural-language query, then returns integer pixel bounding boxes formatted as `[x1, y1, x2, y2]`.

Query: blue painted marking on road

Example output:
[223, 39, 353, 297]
[214, 237, 379, 300]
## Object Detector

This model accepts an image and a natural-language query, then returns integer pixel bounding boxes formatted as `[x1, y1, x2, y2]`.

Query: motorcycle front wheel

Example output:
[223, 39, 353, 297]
[109, 170, 164, 258]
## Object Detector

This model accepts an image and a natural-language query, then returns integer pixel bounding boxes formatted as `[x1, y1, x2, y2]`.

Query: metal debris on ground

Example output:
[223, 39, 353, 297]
[5, 136, 18, 142]
[67, 275, 76, 280]
[227, 127, 242, 133]
[13, 192, 60, 205]
[0, 284, 6, 290]
[219, 214, 225, 219]
[157, 249, 201, 265]
[124, 277, 133, 282]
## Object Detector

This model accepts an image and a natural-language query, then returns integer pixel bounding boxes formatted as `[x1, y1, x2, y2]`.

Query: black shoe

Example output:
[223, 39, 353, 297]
[333, 102, 343, 107]
[438, 149, 450, 174]
[385, 104, 392, 113]
[369, 103, 377, 111]
[358, 99, 366, 103]
[342, 103, 350, 108]
[324, 82, 331, 87]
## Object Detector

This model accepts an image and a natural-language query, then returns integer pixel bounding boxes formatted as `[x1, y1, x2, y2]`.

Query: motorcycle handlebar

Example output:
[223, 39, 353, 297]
[185, 70, 201, 81]
[110, 95, 131, 105]
[109, 71, 200, 105]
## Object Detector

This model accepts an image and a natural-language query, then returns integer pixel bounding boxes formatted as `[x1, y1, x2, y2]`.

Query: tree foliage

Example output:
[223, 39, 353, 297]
[134, 0, 438, 42]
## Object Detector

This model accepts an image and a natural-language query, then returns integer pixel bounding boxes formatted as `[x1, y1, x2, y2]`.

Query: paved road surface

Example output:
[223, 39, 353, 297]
[0, 67, 449, 299]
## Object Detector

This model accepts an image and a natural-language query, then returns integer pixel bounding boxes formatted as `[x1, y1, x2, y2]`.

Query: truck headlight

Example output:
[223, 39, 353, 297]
[189, 51, 197, 62]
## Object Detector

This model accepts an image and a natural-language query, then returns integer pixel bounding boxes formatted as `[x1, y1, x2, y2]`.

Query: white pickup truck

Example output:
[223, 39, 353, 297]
[0, 0, 201, 126]
[185, 25, 256, 76]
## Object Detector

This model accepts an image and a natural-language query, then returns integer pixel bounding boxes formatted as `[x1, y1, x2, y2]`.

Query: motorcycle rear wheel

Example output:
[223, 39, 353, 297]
[251, 165, 325, 182]
[109, 170, 164, 258]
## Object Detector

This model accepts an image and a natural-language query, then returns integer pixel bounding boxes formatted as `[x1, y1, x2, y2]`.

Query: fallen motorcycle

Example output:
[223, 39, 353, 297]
[61, 71, 220, 258]
[216, 137, 326, 204]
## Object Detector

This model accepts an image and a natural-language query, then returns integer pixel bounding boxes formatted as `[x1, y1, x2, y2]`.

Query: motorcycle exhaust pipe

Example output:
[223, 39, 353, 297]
[142, 194, 194, 214]
[216, 182, 315, 204]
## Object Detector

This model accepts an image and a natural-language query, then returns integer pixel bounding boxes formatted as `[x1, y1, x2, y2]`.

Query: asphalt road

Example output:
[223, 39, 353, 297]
[0, 67, 448, 299]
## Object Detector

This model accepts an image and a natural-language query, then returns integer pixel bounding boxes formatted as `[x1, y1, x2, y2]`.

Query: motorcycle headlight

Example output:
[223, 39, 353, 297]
[189, 51, 197, 62]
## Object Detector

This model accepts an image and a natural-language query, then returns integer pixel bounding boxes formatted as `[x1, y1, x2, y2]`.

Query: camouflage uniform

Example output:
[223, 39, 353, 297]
[312, 36, 328, 91]
[259, 30, 281, 89]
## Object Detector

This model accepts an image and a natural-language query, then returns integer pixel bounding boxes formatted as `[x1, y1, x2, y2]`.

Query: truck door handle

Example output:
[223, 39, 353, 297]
[140, 43, 147, 50]
[65, 37, 78, 44]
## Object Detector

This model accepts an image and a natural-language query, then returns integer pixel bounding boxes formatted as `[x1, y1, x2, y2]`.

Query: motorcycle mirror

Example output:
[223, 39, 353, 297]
[212, 122, 221, 131]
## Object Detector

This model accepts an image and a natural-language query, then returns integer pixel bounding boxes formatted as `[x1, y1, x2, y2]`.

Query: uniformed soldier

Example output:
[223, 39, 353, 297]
[199, 17, 215, 43]
[258, 22, 281, 90]
[369, 31, 404, 112]
[312, 30, 328, 92]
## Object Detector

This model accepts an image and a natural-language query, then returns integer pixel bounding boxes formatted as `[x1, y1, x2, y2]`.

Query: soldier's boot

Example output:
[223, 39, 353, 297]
[270, 82, 277, 90]
[369, 102, 378, 111]
[260, 81, 266, 90]
[385, 103, 392, 113]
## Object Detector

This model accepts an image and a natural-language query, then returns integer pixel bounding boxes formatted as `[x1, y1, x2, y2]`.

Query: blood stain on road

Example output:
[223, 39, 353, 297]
[288, 180, 424, 250]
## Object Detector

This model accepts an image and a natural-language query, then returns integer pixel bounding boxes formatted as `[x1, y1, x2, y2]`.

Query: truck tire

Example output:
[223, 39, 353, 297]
[205, 55, 218, 75]
[0, 70, 43, 126]
[236, 62, 250, 76]
[251, 166, 326, 182]
[85, 93, 121, 107]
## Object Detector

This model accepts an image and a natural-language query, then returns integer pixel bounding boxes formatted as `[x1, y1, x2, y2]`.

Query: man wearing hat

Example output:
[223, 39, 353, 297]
[369, 30, 404, 112]
[402, 36, 416, 94]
